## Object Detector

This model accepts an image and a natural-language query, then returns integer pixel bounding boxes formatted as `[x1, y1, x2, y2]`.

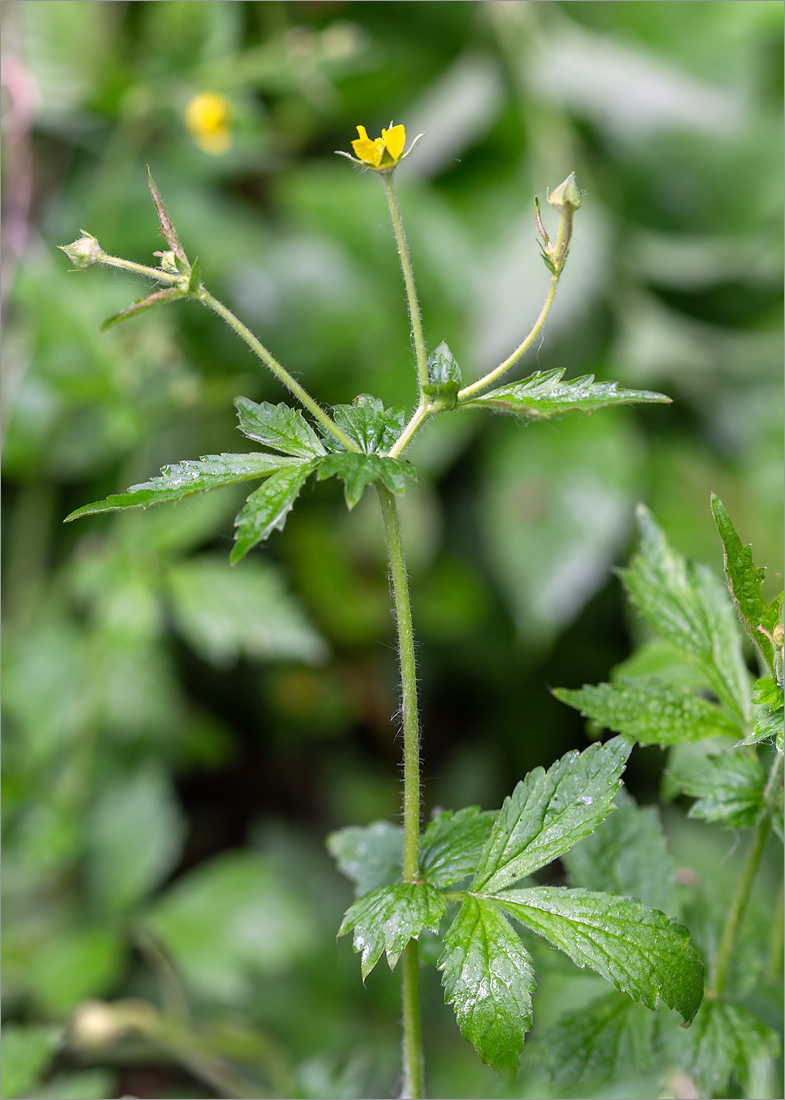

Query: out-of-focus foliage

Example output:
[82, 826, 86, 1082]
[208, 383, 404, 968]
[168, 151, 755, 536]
[2, 2, 782, 1097]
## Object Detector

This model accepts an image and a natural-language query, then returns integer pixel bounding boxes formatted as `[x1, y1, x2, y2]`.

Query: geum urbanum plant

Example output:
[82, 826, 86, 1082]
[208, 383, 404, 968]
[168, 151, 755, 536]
[61, 123, 705, 1097]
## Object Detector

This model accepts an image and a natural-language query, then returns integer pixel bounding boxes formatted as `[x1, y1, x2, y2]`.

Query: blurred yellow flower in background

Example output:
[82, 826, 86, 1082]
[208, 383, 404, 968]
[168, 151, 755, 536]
[185, 92, 233, 155]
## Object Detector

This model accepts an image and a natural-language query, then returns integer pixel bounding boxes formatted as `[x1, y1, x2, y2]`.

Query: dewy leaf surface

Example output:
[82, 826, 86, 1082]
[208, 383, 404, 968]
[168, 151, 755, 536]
[711, 494, 780, 673]
[438, 895, 535, 1074]
[231, 463, 316, 564]
[338, 883, 446, 979]
[424, 341, 462, 409]
[471, 738, 630, 893]
[420, 807, 497, 888]
[329, 394, 406, 454]
[234, 397, 326, 459]
[620, 505, 750, 723]
[461, 369, 670, 419]
[495, 887, 704, 1024]
[317, 453, 413, 509]
[326, 821, 403, 897]
[554, 677, 740, 746]
[64, 453, 303, 521]
[666, 739, 767, 828]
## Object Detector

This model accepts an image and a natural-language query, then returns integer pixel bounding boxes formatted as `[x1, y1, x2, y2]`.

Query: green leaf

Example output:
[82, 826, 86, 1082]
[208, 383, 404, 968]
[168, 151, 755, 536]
[563, 790, 675, 911]
[666, 739, 767, 828]
[234, 397, 326, 459]
[495, 887, 704, 1024]
[0, 1024, 62, 1100]
[231, 462, 316, 564]
[438, 895, 534, 1074]
[461, 369, 670, 419]
[673, 1000, 780, 1099]
[100, 287, 187, 331]
[711, 494, 781, 673]
[326, 821, 403, 897]
[65, 453, 304, 521]
[620, 505, 751, 722]
[317, 452, 414, 509]
[542, 991, 656, 1091]
[423, 340, 462, 410]
[32, 1070, 118, 1100]
[187, 257, 202, 293]
[329, 394, 406, 454]
[147, 166, 188, 265]
[554, 677, 741, 746]
[471, 737, 630, 893]
[338, 883, 446, 979]
[421, 806, 497, 888]
[167, 554, 327, 666]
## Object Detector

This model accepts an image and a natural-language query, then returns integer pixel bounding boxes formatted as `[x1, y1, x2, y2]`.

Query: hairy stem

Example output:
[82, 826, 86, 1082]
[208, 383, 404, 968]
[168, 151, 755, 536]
[710, 753, 782, 996]
[382, 172, 429, 392]
[376, 482, 424, 1098]
[388, 399, 431, 460]
[195, 289, 360, 453]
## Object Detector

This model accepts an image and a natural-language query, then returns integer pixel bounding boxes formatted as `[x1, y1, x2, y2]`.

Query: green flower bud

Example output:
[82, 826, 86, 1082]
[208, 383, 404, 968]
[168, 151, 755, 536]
[59, 232, 103, 269]
[547, 172, 583, 213]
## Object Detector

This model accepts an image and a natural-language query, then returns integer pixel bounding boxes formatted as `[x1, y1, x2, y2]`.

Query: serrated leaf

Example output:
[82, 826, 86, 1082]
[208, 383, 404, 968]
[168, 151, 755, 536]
[421, 807, 497, 888]
[742, 704, 784, 748]
[438, 895, 535, 1073]
[666, 739, 767, 828]
[620, 505, 750, 723]
[542, 991, 656, 1090]
[317, 452, 413, 509]
[147, 166, 188, 265]
[231, 463, 316, 563]
[495, 887, 704, 1024]
[65, 453, 303, 521]
[711, 494, 781, 674]
[234, 397, 326, 459]
[673, 999, 780, 1099]
[563, 790, 675, 911]
[329, 394, 406, 454]
[326, 821, 402, 897]
[423, 341, 461, 409]
[472, 738, 630, 893]
[554, 677, 740, 746]
[338, 883, 446, 979]
[461, 369, 670, 419]
[100, 287, 186, 331]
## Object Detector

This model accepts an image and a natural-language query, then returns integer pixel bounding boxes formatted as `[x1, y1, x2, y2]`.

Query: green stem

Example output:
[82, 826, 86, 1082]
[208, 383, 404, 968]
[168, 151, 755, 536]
[382, 172, 429, 392]
[94, 252, 183, 284]
[710, 754, 782, 996]
[388, 398, 431, 460]
[376, 483, 424, 1098]
[195, 289, 360, 453]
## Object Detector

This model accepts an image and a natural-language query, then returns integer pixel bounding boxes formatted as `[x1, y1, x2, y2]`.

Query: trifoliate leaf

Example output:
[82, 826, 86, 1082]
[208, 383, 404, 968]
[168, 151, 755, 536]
[329, 395, 406, 454]
[665, 739, 767, 828]
[326, 821, 403, 897]
[711, 494, 781, 674]
[231, 463, 316, 563]
[471, 738, 630, 893]
[420, 807, 497, 888]
[338, 883, 446, 979]
[438, 895, 535, 1074]
[100, 287, 187, 331]
[423, 341, 462, 410]
[317, 453, 414, 509]
[460, 369, 670, 419]
[541, 991, 656, 1090]
[495, 887, 704, 1024]
[620, 505, 750, 724]
[234, 398, 326, 459]
[64, 453, 304, 521]
[673, 999, 780, 1099]
[554, 677, 740, 746]
[563, 790, 674, 911]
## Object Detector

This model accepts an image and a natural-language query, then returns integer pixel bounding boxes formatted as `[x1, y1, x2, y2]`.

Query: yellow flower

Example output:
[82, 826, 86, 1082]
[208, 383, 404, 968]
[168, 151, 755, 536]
[350, 123, 407, 169]
[185, 92, 233, 155]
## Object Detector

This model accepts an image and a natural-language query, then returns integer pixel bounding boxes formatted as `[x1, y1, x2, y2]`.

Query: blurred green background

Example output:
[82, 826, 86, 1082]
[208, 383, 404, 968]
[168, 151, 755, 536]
[2, 2, 782, 1098]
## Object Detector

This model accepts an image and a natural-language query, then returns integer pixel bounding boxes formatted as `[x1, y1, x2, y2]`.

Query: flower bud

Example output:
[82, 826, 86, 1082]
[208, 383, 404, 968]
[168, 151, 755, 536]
[547, 172, 583, 213]
[59, 232, 103, 268]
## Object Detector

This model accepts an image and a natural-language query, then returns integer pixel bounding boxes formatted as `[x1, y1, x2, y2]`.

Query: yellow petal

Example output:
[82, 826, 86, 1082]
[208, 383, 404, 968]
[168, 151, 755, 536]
[351, 125, 383, 166]
[381, 124, 406, 162]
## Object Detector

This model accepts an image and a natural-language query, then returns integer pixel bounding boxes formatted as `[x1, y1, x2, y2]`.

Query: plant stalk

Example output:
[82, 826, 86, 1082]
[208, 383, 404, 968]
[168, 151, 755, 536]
[196, 290, 359, 453]
[382, 172, 429, 392]
[376, 482, 424, 1098]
